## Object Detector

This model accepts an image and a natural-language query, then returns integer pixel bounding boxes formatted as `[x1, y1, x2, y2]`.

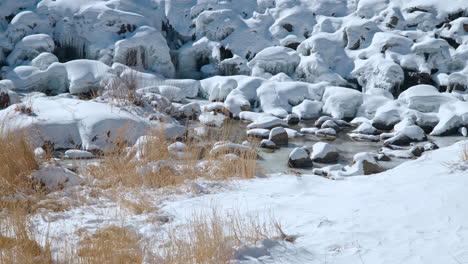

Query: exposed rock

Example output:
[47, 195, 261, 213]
[321, 119, 339, 130]
[32, 164, 85, 191]
[315, 128, 337, 139]
[288, 148, 312, 168]
[311, 142, 339, 163]
[269, 127, 288, 146]
[285, 113, 300, 125]
[259, 139, 277, 149]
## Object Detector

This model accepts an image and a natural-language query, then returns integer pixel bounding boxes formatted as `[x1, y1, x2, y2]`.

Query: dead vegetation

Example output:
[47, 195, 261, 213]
[88, 122, 259, 191]
[105, 69, 143, 106]
[158, 208, 291, 264]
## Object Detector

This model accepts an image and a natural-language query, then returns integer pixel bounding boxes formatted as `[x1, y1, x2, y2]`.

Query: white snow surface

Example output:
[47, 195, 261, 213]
[31, 140, 468, 264]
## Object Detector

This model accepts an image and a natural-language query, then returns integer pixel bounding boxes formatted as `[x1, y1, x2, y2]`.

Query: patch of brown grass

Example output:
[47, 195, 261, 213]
[461, 144, 468, 162]
[77, 225, 143, 264]
[0, 212, 54, 264]
[88, 123, 260, 191]
[0, 131, 40, 211]
[159, 208, 290, 264]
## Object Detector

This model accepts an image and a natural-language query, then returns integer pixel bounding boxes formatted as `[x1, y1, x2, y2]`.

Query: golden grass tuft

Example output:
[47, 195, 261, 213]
[461, 144, 468, 162]
[0, 212, 54, 264]
[159, 208, 290, 264]
[77, 225, 143, 264]
[0, 130, 40, 211]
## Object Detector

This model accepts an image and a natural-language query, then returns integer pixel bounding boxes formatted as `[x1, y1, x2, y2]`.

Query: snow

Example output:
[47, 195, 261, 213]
[32, 164, 85, 191]
[322, 86, 363, 120]
[64, 149, 94, 159]
[162, 141, 468, 264]
[0, 96, 184, 150]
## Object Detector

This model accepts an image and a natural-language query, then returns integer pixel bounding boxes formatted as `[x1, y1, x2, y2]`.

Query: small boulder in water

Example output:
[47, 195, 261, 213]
[285, 113, 300, 125]
[288, 148, 313, 168]
[311, 142, 339, 163]
[269, 127, 288, 146]
[260, 139, 277, 150]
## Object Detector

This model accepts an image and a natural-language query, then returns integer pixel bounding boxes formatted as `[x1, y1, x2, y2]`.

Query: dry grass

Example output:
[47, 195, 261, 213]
[0, 131, 40, 211]
[461, 144, 468, 162]
[159, 208, 291, 264]
[88, 123, 259, 191]
[105, 70, 143, 106]
[76, 225, 143, 264]
[0, 212, 54, 264]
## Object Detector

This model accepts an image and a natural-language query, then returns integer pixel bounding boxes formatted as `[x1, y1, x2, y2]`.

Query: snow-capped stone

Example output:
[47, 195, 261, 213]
[351, 152, 385, 175]
[311, 142, 338, 163]
[288, 147, 312, 168]
[315, 128, 337, 139]
[352, 122, 378, 135]
[322, 86, 363, 120]
[32, 164, 85, 191]
[34, 147, 46, 159]
[210, 142, 253, 156]
[64, 149, 95, 159]
[199, 112, 225, 127]
[113, 26, 174, 78]
[7, 34, 54, 66]
[246, 116, 288, 130]
[30, 52, 58, 70]
[259, 139, 277, 150]
[168, 142, 188, 152]
[291, 100, 323, 120]
[66, 60, 114, 94]
[284, 128, 303, 138]
[398, 85, 457, 113]
[423, 141, 439, 151]
[460, 127, 468, 137]
[249, 46, 300, 77]
[348, 133, 380, 142]
[285, 113, 300, 125]
[300, 127, 318, 134]
[268, 127, 288, 146]
[247, 129, 270, 139]
[321, 120, 339, 130]
[384, 124, 427, 146]
[0, 96, 184, 151]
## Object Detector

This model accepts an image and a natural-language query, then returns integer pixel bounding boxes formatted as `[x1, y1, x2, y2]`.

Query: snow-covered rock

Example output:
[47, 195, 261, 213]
[32, 164, 85, 191]
[64, 149, 95, 159]
[268, 127, 288, 146]
[322, 86, 363, 120]
[311, 142, 338, 163]
[288, 147, 312, 168]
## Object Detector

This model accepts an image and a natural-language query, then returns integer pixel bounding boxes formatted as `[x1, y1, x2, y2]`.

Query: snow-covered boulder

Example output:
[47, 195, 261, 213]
[322, 86, 363, 120]
[7, 34, 54, 66]
[246, 115, 288, 130]
[249, 46, 300, 77]
[32, 164, 85, 191]
[247, 129, 270, 139]
[311, 142, 338, 163]
[292, 100, 323, 120]
[30, 52, 58, 70]
[0, 96, 170, 151]
[65, 149, 95, 159]
[288, 147, 312, 168]
[259, 139, 277, 150]
[114, 26, 174, 78]
[268, 127, 288, 146]
[398, 85, 457, 113]
[65, 60, 115, 95]
[352, 122, 378, 135]
[168, 142, 188, 152]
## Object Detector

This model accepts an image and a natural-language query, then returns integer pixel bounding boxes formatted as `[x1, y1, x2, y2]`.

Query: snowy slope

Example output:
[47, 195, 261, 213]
[162, 140, 468, 264]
